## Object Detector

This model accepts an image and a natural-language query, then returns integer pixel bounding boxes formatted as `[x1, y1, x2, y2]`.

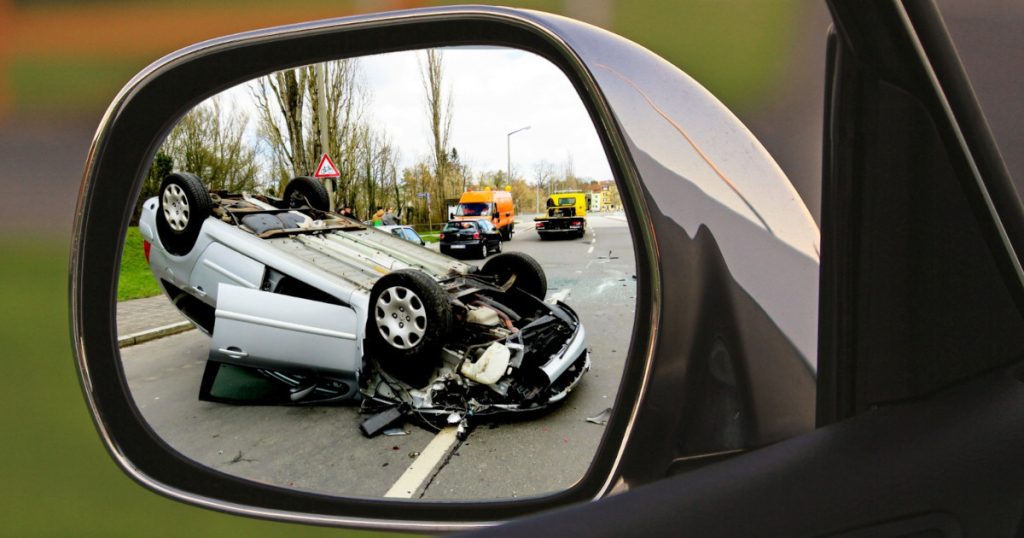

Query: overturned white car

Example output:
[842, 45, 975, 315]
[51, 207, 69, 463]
[138, 172, 589, 435]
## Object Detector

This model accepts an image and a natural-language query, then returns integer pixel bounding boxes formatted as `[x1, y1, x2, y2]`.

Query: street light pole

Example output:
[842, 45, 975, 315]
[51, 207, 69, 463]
[506, 125, 531, 188]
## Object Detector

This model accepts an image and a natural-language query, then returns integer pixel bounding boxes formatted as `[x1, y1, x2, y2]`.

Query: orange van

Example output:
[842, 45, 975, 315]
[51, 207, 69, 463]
[453, 187, 515, 240]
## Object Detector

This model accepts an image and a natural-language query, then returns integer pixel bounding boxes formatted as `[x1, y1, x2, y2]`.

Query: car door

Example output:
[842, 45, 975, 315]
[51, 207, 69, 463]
[473, 2, 1024, 536]
[208, 284, 361, 382]
[478, 220, 500, 250]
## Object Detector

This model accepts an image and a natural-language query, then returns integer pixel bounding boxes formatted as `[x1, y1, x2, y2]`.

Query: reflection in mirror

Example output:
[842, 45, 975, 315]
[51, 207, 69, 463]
[117, 47, 635, 501]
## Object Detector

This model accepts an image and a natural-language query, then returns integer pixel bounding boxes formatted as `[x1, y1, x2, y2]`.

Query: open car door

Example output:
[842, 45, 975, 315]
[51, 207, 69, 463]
[201, 284, 362, 404]
[474, 2, 1024, 536]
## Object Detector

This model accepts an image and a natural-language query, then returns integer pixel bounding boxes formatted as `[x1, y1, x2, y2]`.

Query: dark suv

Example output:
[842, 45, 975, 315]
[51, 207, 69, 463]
[439, 219, 502, 259]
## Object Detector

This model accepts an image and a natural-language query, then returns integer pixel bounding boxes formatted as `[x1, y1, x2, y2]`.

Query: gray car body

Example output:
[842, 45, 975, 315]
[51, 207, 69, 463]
[137, 194, 587, 406]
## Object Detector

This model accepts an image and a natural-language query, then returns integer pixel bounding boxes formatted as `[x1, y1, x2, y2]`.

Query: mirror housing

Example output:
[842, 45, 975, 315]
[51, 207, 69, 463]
[71, 5, 818, 530]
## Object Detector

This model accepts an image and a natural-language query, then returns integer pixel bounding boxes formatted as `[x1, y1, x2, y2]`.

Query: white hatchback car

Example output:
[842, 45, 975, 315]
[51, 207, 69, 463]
[139, 172, 589, 434]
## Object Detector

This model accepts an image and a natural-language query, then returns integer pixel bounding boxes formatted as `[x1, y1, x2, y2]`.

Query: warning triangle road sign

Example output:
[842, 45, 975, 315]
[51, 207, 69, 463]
[314, 153, 340, 178]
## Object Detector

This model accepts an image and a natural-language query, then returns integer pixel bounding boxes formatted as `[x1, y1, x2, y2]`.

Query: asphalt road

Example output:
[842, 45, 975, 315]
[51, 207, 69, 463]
[119, 212, 637, 500]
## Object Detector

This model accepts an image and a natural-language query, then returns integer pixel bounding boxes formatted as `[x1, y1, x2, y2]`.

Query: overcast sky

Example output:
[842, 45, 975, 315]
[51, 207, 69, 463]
[222, 46, 613, 183]
[359, 47, 612, 181]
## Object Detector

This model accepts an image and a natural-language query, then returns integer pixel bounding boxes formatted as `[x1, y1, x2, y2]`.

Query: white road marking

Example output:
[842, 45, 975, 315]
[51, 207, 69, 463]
[384, 426, 460, 498]
[587, 245, 594, 254]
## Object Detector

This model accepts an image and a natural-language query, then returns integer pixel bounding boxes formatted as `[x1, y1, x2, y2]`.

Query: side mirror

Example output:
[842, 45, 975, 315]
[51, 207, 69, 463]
[71, 5, 818, 531]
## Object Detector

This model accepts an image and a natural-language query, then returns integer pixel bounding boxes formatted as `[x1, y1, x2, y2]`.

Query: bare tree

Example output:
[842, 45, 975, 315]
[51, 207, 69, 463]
[161, 96, 260, 192]
[560, 153, 581, 191]
[533, 160, 557, 212]
[401, 160, 434, 225]
[251, 60, 364, 206]
[420, 49, 454, 221]
[252, 69, 307, 178]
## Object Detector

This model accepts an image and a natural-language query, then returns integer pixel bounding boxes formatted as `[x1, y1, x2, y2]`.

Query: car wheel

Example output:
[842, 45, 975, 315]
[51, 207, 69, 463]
[366, 269, 452, 386]
[282, 176, 330, 211]
[479, 244, 488, 259]
[480, 251, 548, 299]
[500, 226, 512, 241]
[156, 172, 212, 256]
[495, 240, 502, 254]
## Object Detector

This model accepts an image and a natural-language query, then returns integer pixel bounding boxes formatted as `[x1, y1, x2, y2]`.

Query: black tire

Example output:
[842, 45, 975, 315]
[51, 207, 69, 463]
[365, 269, 452, 386]
[480, 252, 548, 299]
[494, 240, 502, 254]
[478, 244, 488, 259]
[500, 225, 512, 241]
[282, 176, 330, 211]
[156, 172, 212, 256]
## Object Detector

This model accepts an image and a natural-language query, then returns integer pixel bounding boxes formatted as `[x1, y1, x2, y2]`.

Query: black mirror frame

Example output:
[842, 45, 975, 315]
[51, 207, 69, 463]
[69, 7, 659, 530]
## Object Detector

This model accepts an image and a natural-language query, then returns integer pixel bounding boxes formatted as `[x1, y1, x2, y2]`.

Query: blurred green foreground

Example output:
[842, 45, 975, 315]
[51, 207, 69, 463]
[0, 238, 380, 537]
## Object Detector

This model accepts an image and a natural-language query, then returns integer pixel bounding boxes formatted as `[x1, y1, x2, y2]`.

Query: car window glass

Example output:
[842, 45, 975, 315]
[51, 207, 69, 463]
[116, 46, 633, 503]
[935, 1, 1024, 199]
[456, 202, 490, 216]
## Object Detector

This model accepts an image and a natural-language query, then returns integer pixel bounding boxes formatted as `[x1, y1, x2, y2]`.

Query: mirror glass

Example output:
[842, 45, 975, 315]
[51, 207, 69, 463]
[116, 46, 635, 501]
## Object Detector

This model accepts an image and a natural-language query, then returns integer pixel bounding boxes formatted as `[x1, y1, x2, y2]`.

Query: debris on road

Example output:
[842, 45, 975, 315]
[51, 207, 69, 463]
[360, 405, 405, 437]
[586, 407, 612, 425]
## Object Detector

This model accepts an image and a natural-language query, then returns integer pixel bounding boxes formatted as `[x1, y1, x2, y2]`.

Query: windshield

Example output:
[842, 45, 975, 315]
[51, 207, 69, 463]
[456, 203, 491, 217]
[443, 221, 475, 232]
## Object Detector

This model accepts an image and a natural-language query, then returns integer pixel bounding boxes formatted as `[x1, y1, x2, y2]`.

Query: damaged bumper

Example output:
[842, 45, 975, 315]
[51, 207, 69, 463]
[538, 305, 587, 387]
[362, 300, 590, 425]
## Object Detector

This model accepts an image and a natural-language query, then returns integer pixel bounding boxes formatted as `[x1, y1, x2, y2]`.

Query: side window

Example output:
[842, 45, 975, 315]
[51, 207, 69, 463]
[936, 1, 1023, 198]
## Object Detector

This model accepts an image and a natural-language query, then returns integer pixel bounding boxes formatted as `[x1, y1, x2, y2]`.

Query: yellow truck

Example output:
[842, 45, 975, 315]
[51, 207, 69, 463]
[534, 191, 587, 239]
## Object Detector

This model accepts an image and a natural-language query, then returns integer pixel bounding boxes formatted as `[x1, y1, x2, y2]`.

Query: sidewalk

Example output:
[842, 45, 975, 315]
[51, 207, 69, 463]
[116, 295, 191, 347]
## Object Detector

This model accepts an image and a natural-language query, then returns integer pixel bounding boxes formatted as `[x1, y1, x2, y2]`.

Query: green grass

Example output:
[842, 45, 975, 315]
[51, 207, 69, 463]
[1, 236, 395, 536]
[7, 1, 800, 114]
[117, 227, 163, 301]
[610, 0, 800, 112]
[9, 55, 152, 113]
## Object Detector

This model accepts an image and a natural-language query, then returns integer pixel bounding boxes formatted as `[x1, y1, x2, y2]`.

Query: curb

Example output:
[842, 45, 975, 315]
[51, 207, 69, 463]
[118, 321, 194, 348]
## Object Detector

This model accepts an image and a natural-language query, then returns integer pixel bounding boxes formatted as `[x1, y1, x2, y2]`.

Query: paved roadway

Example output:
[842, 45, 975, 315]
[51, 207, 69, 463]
[119, 212, 637, 500]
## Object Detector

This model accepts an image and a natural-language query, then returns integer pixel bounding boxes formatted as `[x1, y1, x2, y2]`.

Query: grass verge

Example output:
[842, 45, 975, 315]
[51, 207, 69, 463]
[1, 236, 386, 537]
[117, 227, 162, 301]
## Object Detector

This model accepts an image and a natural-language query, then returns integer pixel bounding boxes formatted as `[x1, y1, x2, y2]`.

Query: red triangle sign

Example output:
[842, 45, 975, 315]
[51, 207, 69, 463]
[313, 153, 340, 178]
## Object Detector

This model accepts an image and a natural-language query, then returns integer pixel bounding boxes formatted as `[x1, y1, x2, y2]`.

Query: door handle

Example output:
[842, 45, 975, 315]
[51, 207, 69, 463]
[218, 346, 249, 360]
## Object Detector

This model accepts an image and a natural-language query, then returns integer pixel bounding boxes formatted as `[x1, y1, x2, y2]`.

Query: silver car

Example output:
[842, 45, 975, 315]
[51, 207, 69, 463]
[139, 172, 589, 434]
